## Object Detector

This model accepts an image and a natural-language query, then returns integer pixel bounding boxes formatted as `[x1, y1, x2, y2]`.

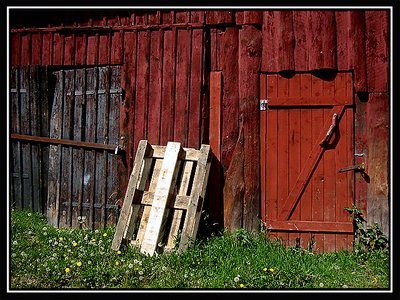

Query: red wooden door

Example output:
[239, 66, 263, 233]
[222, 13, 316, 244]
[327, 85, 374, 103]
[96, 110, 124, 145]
[260, 72, 355, 253]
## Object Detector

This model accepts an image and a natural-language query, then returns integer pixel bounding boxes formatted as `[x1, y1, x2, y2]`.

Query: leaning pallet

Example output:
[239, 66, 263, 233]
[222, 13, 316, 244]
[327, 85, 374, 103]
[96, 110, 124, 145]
[111, 140, 212, 256]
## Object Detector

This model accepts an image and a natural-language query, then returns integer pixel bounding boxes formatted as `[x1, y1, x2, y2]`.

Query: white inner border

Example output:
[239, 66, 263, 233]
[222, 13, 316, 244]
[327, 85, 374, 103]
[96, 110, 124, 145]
[6, 5, 394, 294]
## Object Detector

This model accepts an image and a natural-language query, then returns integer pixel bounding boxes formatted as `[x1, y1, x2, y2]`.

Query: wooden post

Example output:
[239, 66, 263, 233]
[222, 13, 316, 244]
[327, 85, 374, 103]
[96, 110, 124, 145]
[238, 25, 262, 232]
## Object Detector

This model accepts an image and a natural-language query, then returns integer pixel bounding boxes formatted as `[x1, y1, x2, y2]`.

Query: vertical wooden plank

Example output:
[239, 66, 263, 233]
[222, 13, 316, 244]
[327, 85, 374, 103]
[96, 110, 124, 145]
[220, 27, 239, 172]
[345, 83, 355, 250]
[365, 10, 389, 92]
[309, 75, 325, 253]
[160, 29, 176, 145]
[111, 30, 123, 65]
[236, 10, 263, 25]
[299, 74, 313, 250]
[206, 10, 234, 25]
[141, 142, 182, 256]
[135, 12, 147, 25]
[120, 31, 137, 185]
[98, 33, 110, 65]
[174, 28, 191, 146]
[72, 69, 85, 228]
[31, 33, 41, 65]
[111, 140, 150, 251]
[188, 28, 204, 149]
[276, 76, 289, 245]
[83, 67, 97, 229]
[262, 11, 295, 72]
[175, 10, 190, 23]
[53, 33, 64, 65]
[11, 33, 21, 65]
[10, 67, 22, 208]
[21, 34, 31, 66]
[148, 11, 161, 25]
[223, 125, 244, 232]
[75, 34, 87, 65]
[39, 67, 50, 214]
[147, 29, 162, 145]
[321, 78, 336, 253]
[20, 67, 33, 210]
[41, 32, 52, 65]
[63, 34, 75, 66]
[106, 66, 122, 226]
[134, 30, 150, 152]
[287, 75, 301, 246]
[190, 11, 205, 24]
[308, 11, 337, 70]
[87, 34, 99, 65]
[335, 11, 367, 92]
[238, 25, 262, 232]
[209, 71, 222, 225]
[209, 72, 221, 160]
[259, 73, 267, 224]
[96, 66, 110, 228]
[59, 69, 74, 228]
[161, 10, 174, 25]
[335, 75, 351, 251]
[266, 75, 278, 224]
[47, 70, 64, 227]
[366, 93, 389, 235]
[293, 11, 311, 71]
[179, 144, 212, 252]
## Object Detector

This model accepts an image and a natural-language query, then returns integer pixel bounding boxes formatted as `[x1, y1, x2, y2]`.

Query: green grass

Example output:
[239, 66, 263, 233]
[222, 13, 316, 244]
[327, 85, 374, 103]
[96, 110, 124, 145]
[9, 208, 390, 290]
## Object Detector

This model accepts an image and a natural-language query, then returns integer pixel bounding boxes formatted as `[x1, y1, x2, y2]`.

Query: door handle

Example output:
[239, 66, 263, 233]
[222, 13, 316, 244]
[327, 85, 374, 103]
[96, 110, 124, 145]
[320, 113, 338, 146]
[338, 162, 365, 173]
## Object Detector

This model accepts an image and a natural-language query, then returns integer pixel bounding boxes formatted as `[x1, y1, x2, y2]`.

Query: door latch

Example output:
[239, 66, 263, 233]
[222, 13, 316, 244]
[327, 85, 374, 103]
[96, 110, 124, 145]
[338, 162, 365, 173]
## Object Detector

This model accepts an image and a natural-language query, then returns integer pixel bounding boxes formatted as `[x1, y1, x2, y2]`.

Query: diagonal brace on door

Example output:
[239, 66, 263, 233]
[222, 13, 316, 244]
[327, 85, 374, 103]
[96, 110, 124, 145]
[278, 105, 346, 220]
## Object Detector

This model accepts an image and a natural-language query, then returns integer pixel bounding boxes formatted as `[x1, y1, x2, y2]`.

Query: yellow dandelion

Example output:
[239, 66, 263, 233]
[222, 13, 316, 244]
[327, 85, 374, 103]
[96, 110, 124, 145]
[76, 261, 82, 267]
[269, 268, 275, 272]
[59, 237, 64, 242]
[73, 242, 78, 247]
[103, 233, 107, 237]
[115, 261, 119, 266]
[263, 267, 268, 272]
[239, 284, 245, 288]
[117, 250, 122, 255]
[65, 268, 71, 273]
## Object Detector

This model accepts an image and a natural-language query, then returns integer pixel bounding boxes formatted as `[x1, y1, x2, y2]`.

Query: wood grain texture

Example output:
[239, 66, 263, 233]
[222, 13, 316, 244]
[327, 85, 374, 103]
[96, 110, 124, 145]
[239, 25, 262, 232]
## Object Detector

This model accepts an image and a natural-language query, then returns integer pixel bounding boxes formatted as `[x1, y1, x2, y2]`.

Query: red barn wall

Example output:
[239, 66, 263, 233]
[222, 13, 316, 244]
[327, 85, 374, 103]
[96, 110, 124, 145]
[9, 9, 390, 236]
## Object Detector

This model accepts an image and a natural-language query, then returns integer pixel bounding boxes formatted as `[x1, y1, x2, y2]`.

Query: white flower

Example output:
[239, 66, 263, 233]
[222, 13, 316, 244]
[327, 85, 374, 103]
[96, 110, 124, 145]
[234, 275, 240, 283]
[319, 282, 324, 288]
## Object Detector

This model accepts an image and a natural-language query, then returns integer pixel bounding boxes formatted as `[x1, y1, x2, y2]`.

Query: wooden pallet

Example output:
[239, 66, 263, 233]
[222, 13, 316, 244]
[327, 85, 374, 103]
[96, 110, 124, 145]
[111, 140, 212, 256]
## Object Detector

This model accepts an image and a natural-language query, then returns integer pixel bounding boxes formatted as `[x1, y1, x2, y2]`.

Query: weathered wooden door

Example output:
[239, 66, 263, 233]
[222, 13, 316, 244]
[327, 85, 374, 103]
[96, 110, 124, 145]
[46, 66, 122, 229]
[260, 72, 355, 253]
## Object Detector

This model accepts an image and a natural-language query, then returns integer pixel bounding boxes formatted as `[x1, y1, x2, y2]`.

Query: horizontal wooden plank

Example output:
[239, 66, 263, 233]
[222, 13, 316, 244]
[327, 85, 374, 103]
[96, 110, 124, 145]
[265, 220, 354, 233]
[10, 23, 205, 34]
[267, 96, 352, 106]
[134, 191, 190, 210]
[151, 145, 201, 161]
[10, 133, 122, 153]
